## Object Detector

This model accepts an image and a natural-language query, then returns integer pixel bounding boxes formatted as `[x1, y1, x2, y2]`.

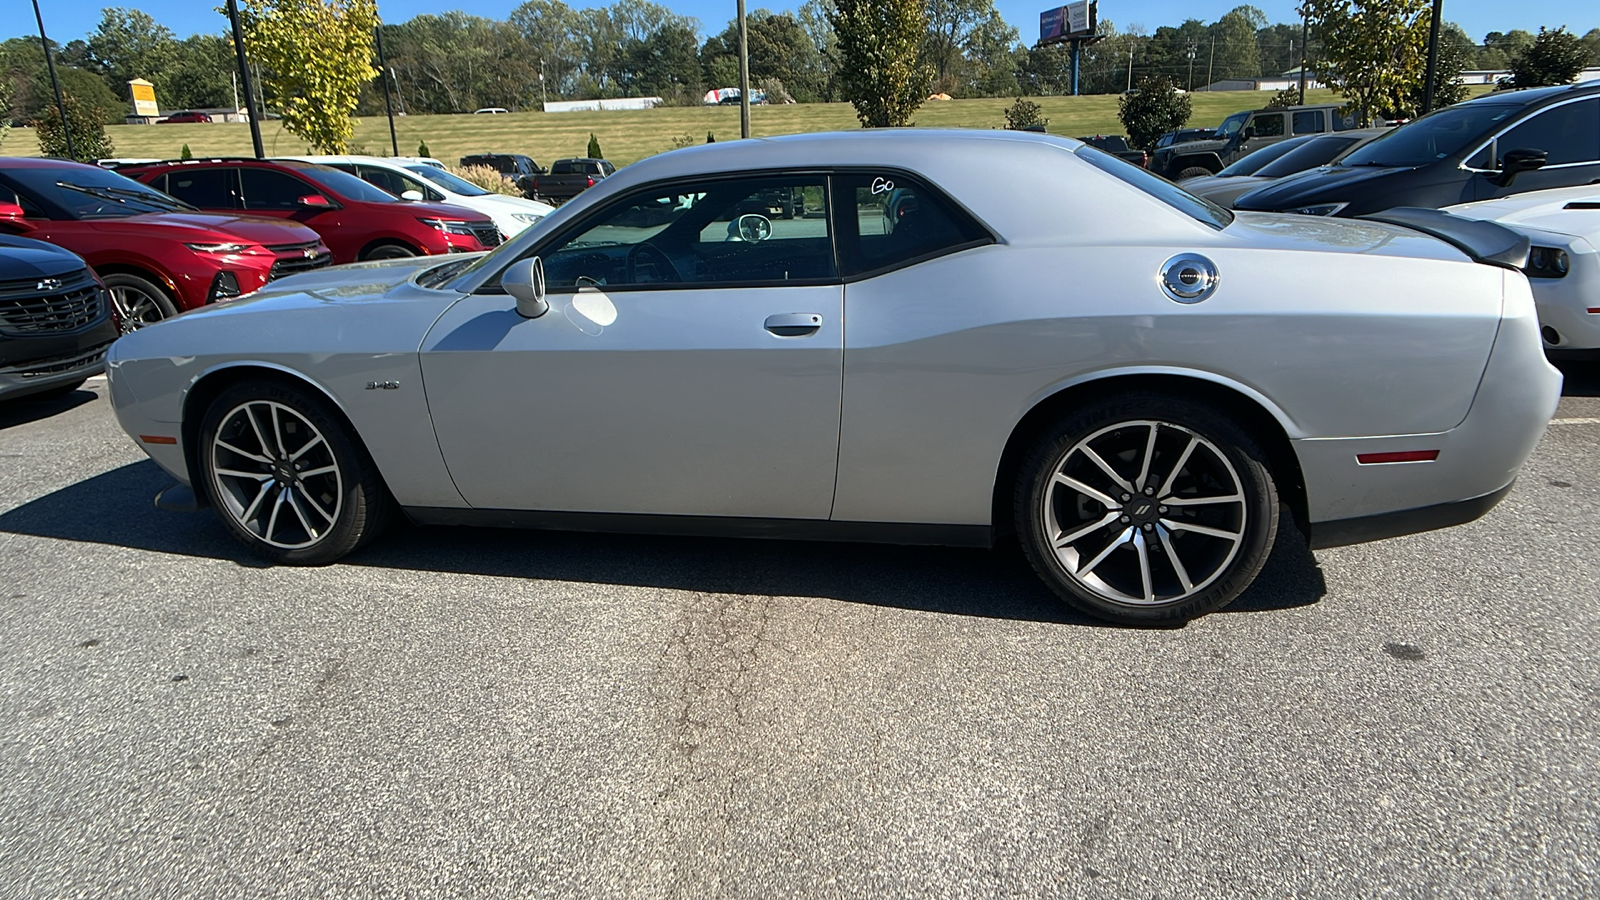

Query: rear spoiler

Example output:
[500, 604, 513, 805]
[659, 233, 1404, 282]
[1357, 207, 1530, 270]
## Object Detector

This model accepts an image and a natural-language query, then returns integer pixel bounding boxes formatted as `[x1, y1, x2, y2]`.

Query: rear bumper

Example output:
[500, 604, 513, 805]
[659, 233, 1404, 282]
[1308, 481, 1514, 549]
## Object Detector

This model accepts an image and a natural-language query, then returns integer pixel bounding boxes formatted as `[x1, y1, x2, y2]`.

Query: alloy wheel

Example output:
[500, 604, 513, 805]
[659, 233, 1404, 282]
[108, 285, 165, 332]
[208, 400, 344, 550]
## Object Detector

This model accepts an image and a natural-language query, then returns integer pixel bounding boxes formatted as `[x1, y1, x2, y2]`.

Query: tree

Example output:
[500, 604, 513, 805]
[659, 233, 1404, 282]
[0, 76, 10, 150]
[1582, 28, 1600, 66]
[1303, 0, 1431, 123]
[83, 8, 177, 102]
[35, 93, 115, 160]
[1003, 96, 1046, 129]
[1509, 27, 1589, 88]
[1118, 75, 1191, 149]
[830, 0, 931, 127]
[236, 0, 380, 153]
[160, 35, 237, 111]
[587, 132, 603, 158]
[1409, 22, 1472, 111]
[1208, 6, 1263, 80]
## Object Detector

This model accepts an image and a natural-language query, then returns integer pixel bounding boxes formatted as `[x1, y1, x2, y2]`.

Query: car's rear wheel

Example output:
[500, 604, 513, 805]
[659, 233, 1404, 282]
[1015, 394, 1278, 624]
[103, 273, 177, 332]
[1176, 166, 1214, 180]
[361, 242, 417, 261]
[197, 379, 392, 564]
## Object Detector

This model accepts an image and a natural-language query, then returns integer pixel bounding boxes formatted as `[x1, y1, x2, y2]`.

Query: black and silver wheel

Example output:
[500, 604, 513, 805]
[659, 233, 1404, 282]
[1175, 166, 1214, 180]
[198, 380, 392, 564]
[1016, 394, 1278, 624]
[361, 242, 417, 261]
[103, 273, 178, 332]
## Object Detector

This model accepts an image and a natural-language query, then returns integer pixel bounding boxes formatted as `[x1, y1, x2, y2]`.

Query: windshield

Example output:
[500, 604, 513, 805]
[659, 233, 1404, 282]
[1076, 145, 1232, 229]
[1339, 104, 1520, 167]
[1252, 134, 1367, 178]
[3, 165, 193, 219]
[1214, 112, 1249, 139]
[290, 164, 401, 203]
[1216, 136, 1314, 177]
[405, 165, 492, 197]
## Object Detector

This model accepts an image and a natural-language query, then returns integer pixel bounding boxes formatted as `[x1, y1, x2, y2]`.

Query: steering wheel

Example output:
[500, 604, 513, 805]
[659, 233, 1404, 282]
[625, 241, 681, 284]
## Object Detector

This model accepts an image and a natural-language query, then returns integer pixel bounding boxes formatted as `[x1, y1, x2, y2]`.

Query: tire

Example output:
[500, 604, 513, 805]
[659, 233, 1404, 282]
[361, 242, 418, 261]
[1014, 393, 1279, 624]
[103, 273, 178, 332]
[1176, 166, 1215, 180]
[197, 379, 393, 564]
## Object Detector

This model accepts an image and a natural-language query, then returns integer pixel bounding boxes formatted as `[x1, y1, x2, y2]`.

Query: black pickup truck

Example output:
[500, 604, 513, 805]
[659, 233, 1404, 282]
[1077, 135, 1148, 168]
[525, 158, 617, 204]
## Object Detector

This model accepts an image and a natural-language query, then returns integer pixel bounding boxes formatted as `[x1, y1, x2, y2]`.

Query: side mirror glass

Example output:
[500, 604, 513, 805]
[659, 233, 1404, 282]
[0, 202, 33, 232]
[1241, 127, 1255, 142]
[399, 189, 424, 201]
[296, 194, 332, 208]
[735, 213, 771, 242]
[1494, 147, 1548, 187]
[504, 256, 548, 318]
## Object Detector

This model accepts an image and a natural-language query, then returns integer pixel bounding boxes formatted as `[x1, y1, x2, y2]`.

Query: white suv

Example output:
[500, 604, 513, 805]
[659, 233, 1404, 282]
[283, 156, 555, 239]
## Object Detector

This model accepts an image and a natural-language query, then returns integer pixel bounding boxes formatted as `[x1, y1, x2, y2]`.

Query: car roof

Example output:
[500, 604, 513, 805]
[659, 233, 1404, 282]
[0, 156, 104, 170]
[1461, 81, 1600, 108]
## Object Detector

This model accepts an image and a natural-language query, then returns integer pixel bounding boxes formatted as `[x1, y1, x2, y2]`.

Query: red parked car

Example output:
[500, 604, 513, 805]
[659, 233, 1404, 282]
[124, 158, 502, 264]
[159, 111, 213, 124]
[0, 158, 333, 330]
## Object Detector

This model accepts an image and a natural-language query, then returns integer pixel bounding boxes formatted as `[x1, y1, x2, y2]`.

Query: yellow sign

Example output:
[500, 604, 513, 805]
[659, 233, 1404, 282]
[129, 79, 159, 117]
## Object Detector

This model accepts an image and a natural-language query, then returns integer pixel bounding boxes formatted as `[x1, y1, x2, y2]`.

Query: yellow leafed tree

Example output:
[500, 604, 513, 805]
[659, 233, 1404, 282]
[234, 0, 379, 153]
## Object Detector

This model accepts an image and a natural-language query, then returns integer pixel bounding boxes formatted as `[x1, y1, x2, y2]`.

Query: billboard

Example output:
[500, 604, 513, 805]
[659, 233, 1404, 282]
[1039, 1, 1094, 42]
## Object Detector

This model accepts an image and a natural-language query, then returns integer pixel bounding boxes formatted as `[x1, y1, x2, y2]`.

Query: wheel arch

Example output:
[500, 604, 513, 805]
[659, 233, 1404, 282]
[179, 362, 381, 506]
[357, 237, 423, 260]
[1169, 153, 1222, 175]
[990, 370, 1309, 540]
[94, 262, 180, 301]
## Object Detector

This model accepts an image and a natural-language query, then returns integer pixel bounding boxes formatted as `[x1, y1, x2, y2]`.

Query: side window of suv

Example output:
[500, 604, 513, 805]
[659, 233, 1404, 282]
[1251, 113, 1286, 138]
[355, 165, 440, 201]
[836, 172, 991, 277]
[240, 168, 319, 210]
[162, 167, 240, 209]
[1488, 99, 1600, 167]
[1292, 110, 1326, 135]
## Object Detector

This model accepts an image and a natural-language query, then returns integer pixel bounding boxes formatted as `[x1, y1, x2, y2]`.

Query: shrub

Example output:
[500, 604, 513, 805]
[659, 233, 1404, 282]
[35, 94, 115, 161]
[1003, 97, 1047, 131]
[180, 143, 193, 160]
[1510, 27, 1589, 88]
[670, 134, 697, 150]
[1265, 87, 1301, 109]
[587, 132, 603, 159]
[707, 131, 716, 143]
[1118, 76, 1192, 151]
[450, 165, 519, 196]
[418, 139, 431, 158]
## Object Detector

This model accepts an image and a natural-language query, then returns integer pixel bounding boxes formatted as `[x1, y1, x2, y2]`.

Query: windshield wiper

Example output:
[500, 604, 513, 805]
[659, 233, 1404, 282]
[58, 181, 193, 211]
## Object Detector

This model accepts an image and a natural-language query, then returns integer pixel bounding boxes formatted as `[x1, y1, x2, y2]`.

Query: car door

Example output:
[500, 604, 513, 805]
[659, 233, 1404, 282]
[234, 167, 357, 262]
[1467, 97, 1600, 200]
[420, 173, 844, 519]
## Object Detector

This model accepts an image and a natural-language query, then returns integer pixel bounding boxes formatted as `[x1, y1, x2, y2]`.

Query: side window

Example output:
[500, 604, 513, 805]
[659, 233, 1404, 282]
[534, 175, 834, 289]
[1332, 110, 1359, 131]
[356, 164, 411, 198]
[162, 168, 240, 209]
[1292, 110, 1326, 135]
[1492, 99, 1600, 166]
[1251, 113, 1286, 138]
[0, 183, 44, 218]
[836, 172, 989, 276]
[240, 168, 318, 210]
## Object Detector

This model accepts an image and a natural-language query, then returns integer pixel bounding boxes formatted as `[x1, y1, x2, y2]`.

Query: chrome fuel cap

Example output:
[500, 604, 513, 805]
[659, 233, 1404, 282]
[1160, 254, 1219, 303]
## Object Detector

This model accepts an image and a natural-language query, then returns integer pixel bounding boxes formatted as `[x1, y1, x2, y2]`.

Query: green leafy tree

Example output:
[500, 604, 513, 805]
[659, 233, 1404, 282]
[830, 0, 931, 127]
[1303, 0, 1431, 123]
[1582, 28, 1600, 66]
[180, 142, 192, 159]
[418, 139, 431, 157]
[1265, 86, 1301, 108]
[1509, 26, 1589, 88]
[1118, 75, 1191, 150]
[0, 76, 11, 150]
[1209, 6, 1264, 80]
[35, 93, 115, 160]
[235, 0, 379, 153]
[83, 8, 177, 102]
[1003, 96, 1046, 129]
[1407, 21, 1472, 111]
[587, 132, 603, 158]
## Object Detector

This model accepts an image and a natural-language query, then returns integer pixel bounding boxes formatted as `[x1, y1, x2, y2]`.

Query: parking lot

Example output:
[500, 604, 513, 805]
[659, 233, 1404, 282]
[1, 366, 1597, 897]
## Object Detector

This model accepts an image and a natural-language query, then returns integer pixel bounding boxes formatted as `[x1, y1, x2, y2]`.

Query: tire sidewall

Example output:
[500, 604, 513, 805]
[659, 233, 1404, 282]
[197, 379, 380, 565]
[103, 273, 179, 323]
[1017, 394, 1278, 624]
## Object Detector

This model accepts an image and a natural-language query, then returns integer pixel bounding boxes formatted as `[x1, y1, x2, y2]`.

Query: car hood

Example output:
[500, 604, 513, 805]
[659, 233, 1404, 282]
[1233, 164, 1404, 211]
[1187, 176, 1275, 208]
[1442, 186, 1600, 240]
[0, 235, 87, 279]
[1162, 138, 1230, 156]
[110, 212, 323, 245]
[404, 201, 496, 222]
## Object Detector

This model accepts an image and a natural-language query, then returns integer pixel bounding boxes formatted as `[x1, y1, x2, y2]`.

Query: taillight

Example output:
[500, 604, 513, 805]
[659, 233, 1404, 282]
[586, 177, 594, 187]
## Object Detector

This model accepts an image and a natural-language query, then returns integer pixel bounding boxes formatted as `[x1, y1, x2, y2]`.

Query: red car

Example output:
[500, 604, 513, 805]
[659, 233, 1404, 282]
[159, 111, 213, 124]
[124, 158, 502, 264]
[0, 158, 333, 330]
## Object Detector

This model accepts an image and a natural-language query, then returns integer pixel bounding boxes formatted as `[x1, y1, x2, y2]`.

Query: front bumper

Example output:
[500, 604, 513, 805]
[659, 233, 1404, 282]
[0, 320, 118, 400]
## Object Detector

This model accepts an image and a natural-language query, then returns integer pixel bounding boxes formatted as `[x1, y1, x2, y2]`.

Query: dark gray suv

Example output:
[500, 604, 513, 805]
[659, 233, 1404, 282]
[0, 234, 117, 402]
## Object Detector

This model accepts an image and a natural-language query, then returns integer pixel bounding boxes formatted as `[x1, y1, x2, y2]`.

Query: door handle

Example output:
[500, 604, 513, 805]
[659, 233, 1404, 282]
[764, 313, 823, 337]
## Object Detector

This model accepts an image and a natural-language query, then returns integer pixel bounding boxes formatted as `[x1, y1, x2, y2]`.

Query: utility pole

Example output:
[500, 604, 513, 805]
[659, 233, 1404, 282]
[1421, 0, 1443, 113]
[374, 22, 399, 156]
[392, 68, 406, 116]
[30, 0, 75, 161]
[538, 59, 547, 111]
[736, 0, 751, 139]
[1126, 46, 1135, 92]
[1299, 8, 1309, 104]
[1206, 36, 1215, 91]
[1186, 42, 1196, 92]
[226, 0, 265, 159]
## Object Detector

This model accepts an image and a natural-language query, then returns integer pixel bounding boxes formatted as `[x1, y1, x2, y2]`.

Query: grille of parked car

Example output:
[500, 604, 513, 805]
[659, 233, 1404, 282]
[266, 242, 335, 280]
[467, 223, 503, 247]
[0, 342, 113, 379]
[0, 269, 104, 337]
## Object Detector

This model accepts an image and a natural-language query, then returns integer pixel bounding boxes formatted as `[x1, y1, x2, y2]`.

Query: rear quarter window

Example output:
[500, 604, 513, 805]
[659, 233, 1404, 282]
[1075, 146, 1233, 229]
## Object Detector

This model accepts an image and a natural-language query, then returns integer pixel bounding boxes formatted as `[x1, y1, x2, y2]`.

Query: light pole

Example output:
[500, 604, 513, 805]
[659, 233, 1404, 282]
[375, 22, 399, 156]
[1421, 0, 1443, 113]
[30, 0, 75, 161]
[226, 0, 265, 158]
[1299, 7, 1310, 104]
[736, 0, 751, 139]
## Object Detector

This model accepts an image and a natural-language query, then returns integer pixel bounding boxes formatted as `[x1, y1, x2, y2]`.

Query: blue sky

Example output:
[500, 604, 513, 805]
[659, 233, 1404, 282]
[12, 0, 1596, 50]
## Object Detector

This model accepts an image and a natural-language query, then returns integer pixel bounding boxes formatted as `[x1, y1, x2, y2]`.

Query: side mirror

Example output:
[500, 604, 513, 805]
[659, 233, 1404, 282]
[1240, 127, 1255, 143]
[296, 194, 332, 208]
[399, 189, 424, 201]
[504, 256, 548, 318]
[0, 202, 34, 232]
[1493, 148, 1548, 187]
[736, 213, 771, 242]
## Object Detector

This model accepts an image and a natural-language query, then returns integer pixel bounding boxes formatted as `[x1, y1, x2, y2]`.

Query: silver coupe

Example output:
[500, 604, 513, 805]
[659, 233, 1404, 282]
[106, 131, 1563, 623]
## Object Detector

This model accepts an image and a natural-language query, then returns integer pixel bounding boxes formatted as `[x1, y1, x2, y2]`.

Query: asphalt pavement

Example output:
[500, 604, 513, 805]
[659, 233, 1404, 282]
[1, 367, 1596, 898]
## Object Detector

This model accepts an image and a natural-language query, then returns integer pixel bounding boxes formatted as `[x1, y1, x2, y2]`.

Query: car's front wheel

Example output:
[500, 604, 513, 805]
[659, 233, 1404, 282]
[197, 379, 392, 564]
[103, 273, 177, 332]
[1015, 394, 1279, 624]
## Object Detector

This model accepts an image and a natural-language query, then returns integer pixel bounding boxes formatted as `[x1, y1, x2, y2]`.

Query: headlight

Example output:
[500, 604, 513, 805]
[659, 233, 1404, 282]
[1285, 203, 1347, 217]
[417, 217, 477, 236]
[184, 241, 252, 253]
[1526, 246, 1570, 279]
[511, 213, 544, 225]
